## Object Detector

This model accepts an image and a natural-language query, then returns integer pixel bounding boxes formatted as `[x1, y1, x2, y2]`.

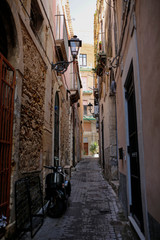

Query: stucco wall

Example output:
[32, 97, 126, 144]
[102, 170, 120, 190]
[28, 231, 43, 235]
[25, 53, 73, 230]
[135, 0, 160, 225]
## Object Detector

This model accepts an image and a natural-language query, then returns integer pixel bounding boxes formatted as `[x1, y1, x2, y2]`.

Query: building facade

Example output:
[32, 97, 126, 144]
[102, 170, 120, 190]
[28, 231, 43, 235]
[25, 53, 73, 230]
[0, 0, 82, 237]
[79, 44, 99, 156]
[94, 0, 118, 186]
[94, 0, 160, 239]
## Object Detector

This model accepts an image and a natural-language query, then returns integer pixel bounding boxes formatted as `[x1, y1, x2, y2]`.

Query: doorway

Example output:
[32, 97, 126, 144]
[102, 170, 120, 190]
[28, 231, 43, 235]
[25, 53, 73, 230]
[84, 143, 88, 155]
[125, 63, 144, 232]
[0, 53, 15, 222]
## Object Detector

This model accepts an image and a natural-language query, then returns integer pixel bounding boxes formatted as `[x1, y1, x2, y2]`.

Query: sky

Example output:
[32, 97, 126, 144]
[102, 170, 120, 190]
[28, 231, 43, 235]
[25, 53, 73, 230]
[69, 0, 97, 45]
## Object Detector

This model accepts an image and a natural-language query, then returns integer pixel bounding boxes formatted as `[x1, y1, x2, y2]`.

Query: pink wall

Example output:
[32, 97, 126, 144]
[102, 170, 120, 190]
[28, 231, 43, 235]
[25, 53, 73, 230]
[136, 0, 160, 222]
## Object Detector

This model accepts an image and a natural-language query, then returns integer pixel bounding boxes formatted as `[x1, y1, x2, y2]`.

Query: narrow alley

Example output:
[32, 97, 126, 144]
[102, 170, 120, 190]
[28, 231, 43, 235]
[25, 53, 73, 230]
[1, 0, 160, 239]
[20, 158, 138, 240]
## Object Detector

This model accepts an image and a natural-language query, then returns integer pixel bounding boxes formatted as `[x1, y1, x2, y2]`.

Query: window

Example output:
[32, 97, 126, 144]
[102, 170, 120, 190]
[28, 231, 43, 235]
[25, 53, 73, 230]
[83, 143, 88, 155]
[79, 54, 87, 66]
[30, 0, 43, 38]
[83, 105, 87, 115]
[83, 137, 88, 143]
[81, 77, 87, 91]
[84, 122, 91, 131]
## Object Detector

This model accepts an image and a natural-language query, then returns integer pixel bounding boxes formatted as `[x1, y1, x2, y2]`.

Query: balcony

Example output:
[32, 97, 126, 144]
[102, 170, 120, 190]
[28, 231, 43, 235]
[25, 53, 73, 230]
[55, 15, 69, 61]
[83, 90, 93, 95]
[93, 52, 106, 77]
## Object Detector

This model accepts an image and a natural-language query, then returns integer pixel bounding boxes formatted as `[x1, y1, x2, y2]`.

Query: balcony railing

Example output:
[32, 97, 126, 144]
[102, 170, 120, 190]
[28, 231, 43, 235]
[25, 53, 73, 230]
[55, 15, 69, 61]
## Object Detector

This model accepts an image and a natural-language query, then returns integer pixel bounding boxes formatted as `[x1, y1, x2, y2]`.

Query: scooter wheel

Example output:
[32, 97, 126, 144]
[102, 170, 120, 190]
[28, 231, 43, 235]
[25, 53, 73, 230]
[47, 199, 64, 218]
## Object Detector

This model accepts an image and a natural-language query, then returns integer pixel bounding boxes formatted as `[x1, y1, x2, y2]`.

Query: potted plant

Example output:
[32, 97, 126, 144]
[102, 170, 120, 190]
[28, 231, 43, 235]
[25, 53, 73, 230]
[92, 52, 107, 76]
[90, 142, 98, 156]
[92, 64, 104, 76]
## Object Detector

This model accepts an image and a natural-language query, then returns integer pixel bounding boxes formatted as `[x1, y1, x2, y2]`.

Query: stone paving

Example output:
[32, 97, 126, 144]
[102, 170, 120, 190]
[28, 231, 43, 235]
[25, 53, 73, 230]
[20, 158, 139, 240]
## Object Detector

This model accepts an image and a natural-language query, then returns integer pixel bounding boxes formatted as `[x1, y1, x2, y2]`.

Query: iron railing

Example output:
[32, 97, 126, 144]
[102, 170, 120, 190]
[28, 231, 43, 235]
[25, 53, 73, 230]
[15, 176, 44, 238]
[0, 53, 15, 234]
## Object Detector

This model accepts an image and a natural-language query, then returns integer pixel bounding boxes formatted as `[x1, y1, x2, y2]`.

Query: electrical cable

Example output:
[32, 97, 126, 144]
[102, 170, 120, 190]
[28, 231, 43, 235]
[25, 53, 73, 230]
[19, 0, 31, 19]
[105, 0, 114, 8]
[19, 0, 52, 66]
[39, 0, 59, 59]
[116, 0, 131, 67]
[39, 0, 70, 90]
[19, 0, 71, 92]
[19, 0, 71, 115]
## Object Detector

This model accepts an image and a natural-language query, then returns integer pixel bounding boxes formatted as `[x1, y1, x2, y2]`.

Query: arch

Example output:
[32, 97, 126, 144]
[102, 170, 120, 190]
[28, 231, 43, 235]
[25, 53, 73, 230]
[0, 1, 23, 230]
[0, 0, 23, 71]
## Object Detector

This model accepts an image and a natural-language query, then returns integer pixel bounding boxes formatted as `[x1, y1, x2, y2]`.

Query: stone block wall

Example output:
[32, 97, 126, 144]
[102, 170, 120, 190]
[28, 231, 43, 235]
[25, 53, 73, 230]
[59, 87, 71, 166]
[119, 172, 128, 217]
[104, 145, 117, 181]
[19, 23, 46, 173]
[101, 93, 118, 182]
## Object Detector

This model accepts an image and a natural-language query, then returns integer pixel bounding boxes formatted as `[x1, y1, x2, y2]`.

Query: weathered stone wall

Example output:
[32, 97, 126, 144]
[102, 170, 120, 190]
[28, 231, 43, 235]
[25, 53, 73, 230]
[98, 89, 118, 183]
[119, 172, 128, 217]
[59, 85, 71, 166]
[104, 145, 117, 181]
[19, 22, 46, 172]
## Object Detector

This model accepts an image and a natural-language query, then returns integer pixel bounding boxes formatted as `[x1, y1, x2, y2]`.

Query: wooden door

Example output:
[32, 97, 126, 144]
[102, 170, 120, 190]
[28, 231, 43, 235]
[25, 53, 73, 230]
[84, 143, 88, 155]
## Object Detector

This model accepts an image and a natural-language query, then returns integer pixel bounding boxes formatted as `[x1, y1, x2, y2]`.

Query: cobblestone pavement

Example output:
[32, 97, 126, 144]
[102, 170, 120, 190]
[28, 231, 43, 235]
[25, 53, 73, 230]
[21, 158, 139, 240]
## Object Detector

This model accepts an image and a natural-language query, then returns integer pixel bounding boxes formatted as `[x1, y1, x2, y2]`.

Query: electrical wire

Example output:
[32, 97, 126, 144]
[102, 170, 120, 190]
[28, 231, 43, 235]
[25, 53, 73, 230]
[19, 0, 52, 66]
[18, 0, 72, 116]
[19, 0, 71, 92]
[19, 0, 31, 19]
[39, 0, 59, 59]
[105, 0, 114, 8]
[39, 0, 70, 90]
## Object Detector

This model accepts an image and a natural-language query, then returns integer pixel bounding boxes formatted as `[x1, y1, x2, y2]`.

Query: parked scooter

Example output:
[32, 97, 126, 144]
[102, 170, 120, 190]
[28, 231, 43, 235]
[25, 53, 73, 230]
[44, 165, 71, 218]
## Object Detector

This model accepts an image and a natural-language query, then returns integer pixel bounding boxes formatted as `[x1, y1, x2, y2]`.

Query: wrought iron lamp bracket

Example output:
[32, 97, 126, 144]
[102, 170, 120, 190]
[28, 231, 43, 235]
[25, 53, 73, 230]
[51, 60, 74, 74]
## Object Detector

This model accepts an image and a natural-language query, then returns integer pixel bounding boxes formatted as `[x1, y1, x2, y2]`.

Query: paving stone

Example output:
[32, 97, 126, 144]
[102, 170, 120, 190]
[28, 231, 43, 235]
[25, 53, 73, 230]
[19, 158, 139, 240]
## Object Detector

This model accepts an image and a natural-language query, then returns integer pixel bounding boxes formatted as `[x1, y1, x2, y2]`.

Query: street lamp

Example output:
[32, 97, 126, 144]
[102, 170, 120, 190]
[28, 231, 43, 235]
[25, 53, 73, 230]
[88, 102, 93, 113]
[68, 35, 82, 59]
[52, 35, 82, 74]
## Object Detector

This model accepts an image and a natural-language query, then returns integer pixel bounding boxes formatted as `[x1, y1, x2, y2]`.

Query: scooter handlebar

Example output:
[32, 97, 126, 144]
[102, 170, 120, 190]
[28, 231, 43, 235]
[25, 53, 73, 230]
[43, 165, 57, 171]
[43, 165, 67, 177]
